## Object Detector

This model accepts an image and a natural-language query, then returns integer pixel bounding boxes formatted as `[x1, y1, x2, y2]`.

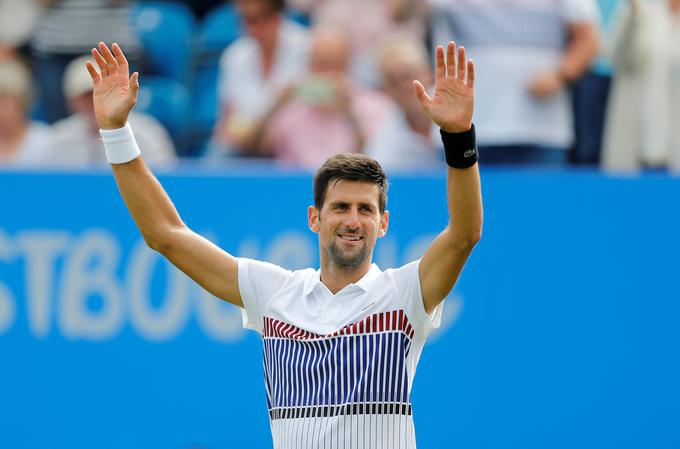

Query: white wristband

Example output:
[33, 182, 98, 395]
[100, 122, 142, 164]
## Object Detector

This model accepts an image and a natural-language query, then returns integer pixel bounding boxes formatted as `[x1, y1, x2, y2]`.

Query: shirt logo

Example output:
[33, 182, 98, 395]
[360, 302, 375, 313]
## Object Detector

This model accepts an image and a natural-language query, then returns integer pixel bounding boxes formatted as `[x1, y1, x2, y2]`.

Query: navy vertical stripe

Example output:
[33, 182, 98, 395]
[262, 310, 419, 448]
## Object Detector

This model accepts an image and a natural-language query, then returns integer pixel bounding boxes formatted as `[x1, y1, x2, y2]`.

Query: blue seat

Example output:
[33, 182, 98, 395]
[191, 65, 220, 131]
[194, 4, 242, 63]
[132, 2, 195, 82]
[136, 76, 190, 146]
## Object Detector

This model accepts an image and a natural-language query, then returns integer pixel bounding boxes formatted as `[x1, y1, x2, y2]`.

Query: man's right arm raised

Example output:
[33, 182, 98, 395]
[87, 42, 243, 308]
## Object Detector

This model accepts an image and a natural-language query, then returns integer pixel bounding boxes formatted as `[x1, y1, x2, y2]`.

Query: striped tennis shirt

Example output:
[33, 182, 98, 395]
[237, 258, 443, 449]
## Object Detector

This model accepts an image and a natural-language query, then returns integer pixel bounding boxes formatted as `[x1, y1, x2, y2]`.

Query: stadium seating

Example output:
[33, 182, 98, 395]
[132, 2, 195, 83]
[194, 3, 242, 63]
[186, 4, 242, 156]
[136, 76, 191, 153]
[130, 2, 311, 155]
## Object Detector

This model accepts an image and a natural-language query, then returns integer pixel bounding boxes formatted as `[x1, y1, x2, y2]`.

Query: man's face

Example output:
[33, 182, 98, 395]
[308, 180, 388, 271]
[237, 0, 280, 43]
[382, 58, 431, 108]
[309, 33, 350, 76]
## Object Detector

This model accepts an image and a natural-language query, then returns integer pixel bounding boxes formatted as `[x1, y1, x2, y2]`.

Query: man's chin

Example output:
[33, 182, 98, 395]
[328, 244, 369, 270]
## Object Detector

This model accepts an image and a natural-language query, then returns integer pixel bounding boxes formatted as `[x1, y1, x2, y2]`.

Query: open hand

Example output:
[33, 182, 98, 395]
[86, 42, 139, 130]
[413, 41, 474, 133]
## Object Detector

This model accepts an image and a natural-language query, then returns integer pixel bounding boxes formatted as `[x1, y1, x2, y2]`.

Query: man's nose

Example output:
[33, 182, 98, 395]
[345, 208, 360, 229]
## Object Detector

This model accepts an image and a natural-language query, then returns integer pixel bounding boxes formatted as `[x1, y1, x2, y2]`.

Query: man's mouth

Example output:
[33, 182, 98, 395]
[338, 234, 362, 242]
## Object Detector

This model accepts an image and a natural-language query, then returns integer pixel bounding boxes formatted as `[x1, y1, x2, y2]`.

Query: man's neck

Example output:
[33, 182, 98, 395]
[320, 260, 372, 295]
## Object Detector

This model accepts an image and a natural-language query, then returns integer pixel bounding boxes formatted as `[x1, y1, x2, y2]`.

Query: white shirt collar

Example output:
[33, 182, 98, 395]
[303, 263, 382, 297]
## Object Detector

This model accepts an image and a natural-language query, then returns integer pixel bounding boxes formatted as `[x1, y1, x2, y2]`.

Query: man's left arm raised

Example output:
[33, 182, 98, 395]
[413, 41, 483, 315]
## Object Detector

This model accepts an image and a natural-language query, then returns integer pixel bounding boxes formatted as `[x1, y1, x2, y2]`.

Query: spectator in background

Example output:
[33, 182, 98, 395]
[429, 0, 599, 166]
[571, 0, 620, 165]
[289, 0, 429, 86]
[47, 56, 176, 167]
[213, 0, 310, 154]
[366, 36, 442, 171]
[248, 26, 392, 168]
[0, 0, 40, 60]
[31, 0, 142, 123]
[0, 58, 50, 166]
[602, 0, 680, 172]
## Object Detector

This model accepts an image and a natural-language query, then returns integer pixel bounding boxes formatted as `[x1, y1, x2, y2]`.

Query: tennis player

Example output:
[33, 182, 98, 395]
[87, 40, 482, 449]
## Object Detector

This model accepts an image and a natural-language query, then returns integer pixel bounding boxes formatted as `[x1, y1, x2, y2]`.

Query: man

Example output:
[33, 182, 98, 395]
[213, 0, 310, 154]
[0, 57, 50, 165]
[429, 0, 599, 166]
[48, 55, 176, 167]
[367, 35, 442, 170]
[86, 40, 482, 448]
[30, 0, 141, 123]
[602, 0, 680, 172]
[249, 26, 392, 168]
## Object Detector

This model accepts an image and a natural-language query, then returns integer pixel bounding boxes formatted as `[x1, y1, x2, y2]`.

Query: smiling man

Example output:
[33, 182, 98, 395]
[86, 40, 482, 449]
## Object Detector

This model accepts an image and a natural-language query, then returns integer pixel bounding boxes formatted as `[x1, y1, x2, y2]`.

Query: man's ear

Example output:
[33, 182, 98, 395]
[378, 210, 389, 238]
[308, 205, 320, 233]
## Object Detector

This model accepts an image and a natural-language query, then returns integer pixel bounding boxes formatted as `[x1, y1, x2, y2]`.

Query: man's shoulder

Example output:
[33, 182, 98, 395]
[128, 111, 168, 133]
[383, 259, 421, 278]
[50, 114, 85, 135]
[280, 20, 311, 46]
[219, 35, 258, 67]
[237, 257, 317, 281]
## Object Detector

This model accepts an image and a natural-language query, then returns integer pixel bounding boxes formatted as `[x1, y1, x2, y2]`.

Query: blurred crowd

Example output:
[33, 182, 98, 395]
[0, 0, 679, 173]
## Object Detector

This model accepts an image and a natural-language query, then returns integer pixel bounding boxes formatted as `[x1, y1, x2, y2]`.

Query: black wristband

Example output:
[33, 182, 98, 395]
[440, 124, 478, 169]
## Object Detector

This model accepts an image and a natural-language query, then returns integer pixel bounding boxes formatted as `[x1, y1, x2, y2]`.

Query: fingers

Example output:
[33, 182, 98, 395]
[440, 42, 472, 84]
[129, 72, 140, 98]
[435, 45, 446, 80]
[111, 43, 129, 68]
[457, 46, 467, 80]
[93, 42, 119, 79]
[446, 41, 456, 77]
[92, 42, 128, 80]
[99, 41, 117, 67]
[85, 61, 101, 85]
[467, 59, 475, 89]
[91, 47, 108, 76]
[413, 80, 432, 111]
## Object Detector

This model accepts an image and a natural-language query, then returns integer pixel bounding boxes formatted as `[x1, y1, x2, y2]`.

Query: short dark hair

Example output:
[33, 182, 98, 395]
[313, 154, 388, 213]
[238, 0, 286, 12]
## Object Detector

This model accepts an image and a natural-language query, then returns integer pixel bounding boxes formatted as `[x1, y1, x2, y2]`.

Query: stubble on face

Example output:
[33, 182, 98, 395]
[324, 231, 370, 271]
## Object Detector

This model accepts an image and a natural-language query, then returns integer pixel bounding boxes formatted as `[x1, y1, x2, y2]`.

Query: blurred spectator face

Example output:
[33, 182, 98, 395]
[238, 0, 282, 44]
[0, 60, 30, 133]
[309, 28, 350, 76]
[63, 56, 98, 126]
[381, 53, 431, 109]
[68, 91, 94, 119]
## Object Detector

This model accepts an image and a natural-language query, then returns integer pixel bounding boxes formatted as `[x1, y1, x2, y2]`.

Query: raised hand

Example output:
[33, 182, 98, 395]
[414, 41, 475, 133]
[86, 42, 139, 130]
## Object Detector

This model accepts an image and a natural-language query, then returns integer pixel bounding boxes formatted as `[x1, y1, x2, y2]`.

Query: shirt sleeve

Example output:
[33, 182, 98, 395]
[388, 259, 444, 339]
[562, 0, 600, 23]
[217, 44, 236, 105]
[237, 257, 294, 333]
